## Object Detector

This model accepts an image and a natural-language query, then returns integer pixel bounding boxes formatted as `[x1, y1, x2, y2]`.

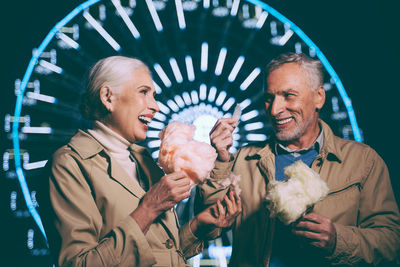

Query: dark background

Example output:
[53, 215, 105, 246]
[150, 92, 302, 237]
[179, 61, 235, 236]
[1, 0, 399, 264]
[3, 0, 396, 197]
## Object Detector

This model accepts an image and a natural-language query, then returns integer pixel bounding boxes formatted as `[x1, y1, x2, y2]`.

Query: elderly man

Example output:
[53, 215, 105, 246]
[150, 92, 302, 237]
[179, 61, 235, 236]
[198, 52, 400, 266]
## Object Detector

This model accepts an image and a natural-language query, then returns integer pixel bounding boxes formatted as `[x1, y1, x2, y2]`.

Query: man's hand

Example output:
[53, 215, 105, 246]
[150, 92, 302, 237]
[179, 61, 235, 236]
[209, 118, 237, 162]
[131, 172, 191, 233]
[190, 191, 242, 238]
[292, 212, 337, 254]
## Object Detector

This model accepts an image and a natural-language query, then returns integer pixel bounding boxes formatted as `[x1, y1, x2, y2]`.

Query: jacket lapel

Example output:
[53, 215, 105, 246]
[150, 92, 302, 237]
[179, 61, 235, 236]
[129, 144, 180, 244]
[108, 156, 146, 199]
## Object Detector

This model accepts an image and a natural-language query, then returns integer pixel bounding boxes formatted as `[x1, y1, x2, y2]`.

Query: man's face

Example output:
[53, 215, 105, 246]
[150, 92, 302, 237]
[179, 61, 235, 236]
[106, 68, 159, 143]
[264, 63, 325, 147]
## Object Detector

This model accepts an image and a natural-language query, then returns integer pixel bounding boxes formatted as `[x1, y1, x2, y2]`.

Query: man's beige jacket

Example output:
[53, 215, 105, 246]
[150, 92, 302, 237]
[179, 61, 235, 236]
[199, 120, 400, 266]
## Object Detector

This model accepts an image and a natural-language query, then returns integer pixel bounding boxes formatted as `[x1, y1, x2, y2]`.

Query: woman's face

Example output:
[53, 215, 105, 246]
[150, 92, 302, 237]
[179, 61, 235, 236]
[104, 68, 159, 143]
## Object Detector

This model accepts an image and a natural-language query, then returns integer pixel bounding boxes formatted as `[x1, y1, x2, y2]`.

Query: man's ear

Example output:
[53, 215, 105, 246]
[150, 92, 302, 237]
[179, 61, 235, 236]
[314, 85, 326, 110]
[99, 86, 114, 112]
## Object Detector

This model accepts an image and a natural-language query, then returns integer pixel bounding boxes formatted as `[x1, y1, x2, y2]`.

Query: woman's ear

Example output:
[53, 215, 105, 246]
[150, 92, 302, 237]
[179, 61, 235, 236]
[99, 86, 114, 112]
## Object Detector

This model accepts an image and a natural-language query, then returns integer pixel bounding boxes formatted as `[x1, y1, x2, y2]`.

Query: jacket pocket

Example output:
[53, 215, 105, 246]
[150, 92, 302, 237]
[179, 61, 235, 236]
[315, 177, 362, 225]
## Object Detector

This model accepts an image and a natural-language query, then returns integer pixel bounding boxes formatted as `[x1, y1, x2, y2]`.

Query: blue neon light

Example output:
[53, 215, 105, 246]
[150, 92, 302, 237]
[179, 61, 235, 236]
[12, 0, 101, 241]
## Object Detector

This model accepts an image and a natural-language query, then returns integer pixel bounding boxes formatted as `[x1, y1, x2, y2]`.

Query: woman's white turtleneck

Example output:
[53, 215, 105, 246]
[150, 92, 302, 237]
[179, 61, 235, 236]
[88, 121, 138, 183]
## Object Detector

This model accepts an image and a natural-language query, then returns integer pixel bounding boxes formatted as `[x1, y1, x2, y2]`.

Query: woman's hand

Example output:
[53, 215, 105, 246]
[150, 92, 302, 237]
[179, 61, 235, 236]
[190, 191, 242, 238]
[131, 171, 191, 233]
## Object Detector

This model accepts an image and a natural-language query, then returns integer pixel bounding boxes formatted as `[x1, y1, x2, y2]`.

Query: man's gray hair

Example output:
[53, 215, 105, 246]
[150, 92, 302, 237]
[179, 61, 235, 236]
[266, 52, 324, 91]
[80, 56, 149, 120]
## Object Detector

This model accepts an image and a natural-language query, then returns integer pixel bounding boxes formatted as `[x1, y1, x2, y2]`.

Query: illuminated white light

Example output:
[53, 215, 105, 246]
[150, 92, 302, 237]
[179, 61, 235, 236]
[153, 63, 172, 87]
[215, 91, 227, 106]
[256, 11, 269, 29]
[175, 0, 186, 29]
[167, 100, 180, 112]
[279, 29, 294, 46]
[83, 11, 121, 51]
[215, 47, 227, 76]
[295, 42, 302, 53]
[241, 110, 259, 121]
[199, 84, 207, 100]
[193, 114, 218, 144]
[147, 130, 161, 138]
[38, 60, 63, 74]
[185, 56, 195, 82]
[203, 0, 210, 9]
[169, 58, 183, 83]
[244, 122, 264, 131]
[21, 126, 53, 134]
[148, 120, 165, 130]
[201, 42, 208, 72]
[191, 90, 199, 104]
[156, 101, 170, 114]
[208, 86, 217, 102]
[270, 21, 277, 36]
[174, 95, 185, 108]
[148, 140, 161, 148]
[152, 150, 160, 158]
[229, 146, 237, 154]
[182, 92, 192, 106]
[56, 32, 80, 49]
[24, 160, 48, 170]
[228, 56, 245, 82]
[154, 112, 166, 121]
[240, 67, 261, 91]
[145, 0, 163, 31]
[222, 97, 235, 111]
[26, 92, 57, 104]
[233, 133, 240, 141]
[240, 98, 251, 110]
[153, 81, 162, 94]
[309, 46, 316, 57]
[111, 0, 140, 39]
[246, 133, 267, 141]
[230, 0, 241, 16]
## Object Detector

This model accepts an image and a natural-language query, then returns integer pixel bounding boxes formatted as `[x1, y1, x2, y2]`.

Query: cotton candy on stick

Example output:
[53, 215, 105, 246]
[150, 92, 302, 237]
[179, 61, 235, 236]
[158, 122, 218, 185]
[265, 160, 329, 225]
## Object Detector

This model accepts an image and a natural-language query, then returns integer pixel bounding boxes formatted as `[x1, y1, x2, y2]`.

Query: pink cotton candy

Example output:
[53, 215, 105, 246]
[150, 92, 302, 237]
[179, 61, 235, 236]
[158, 122, 217, 184]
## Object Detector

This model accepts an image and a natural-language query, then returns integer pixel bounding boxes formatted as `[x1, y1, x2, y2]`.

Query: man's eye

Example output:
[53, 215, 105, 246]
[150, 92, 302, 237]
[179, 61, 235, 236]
[285, 93, 295, 98]
[140, 90, 148, 95]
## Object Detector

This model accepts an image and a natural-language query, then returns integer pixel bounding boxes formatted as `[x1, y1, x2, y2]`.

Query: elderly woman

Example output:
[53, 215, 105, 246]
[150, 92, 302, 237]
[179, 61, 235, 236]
[40, 56, 241, 267]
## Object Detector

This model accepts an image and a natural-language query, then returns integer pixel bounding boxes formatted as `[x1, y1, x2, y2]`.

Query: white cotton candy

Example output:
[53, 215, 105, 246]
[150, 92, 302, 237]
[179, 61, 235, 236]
[265, 160, 329, 225]
[158, 122, 218, 184]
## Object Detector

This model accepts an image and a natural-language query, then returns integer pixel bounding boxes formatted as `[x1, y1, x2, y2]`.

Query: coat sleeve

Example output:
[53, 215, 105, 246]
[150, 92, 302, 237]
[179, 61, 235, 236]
[195, 156, 237, 240]
[44, 150, 156, 267]
[179, 222, 204, 258]
[326, 149, 400, 266]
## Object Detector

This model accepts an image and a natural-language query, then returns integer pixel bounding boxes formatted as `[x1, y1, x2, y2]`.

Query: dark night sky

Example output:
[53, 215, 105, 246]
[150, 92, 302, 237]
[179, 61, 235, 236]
[2, 0, 398, 199]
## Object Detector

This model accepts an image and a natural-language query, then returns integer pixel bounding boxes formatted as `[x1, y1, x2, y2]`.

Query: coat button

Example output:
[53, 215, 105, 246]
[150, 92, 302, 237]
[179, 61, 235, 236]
[165, 239, 174, 249]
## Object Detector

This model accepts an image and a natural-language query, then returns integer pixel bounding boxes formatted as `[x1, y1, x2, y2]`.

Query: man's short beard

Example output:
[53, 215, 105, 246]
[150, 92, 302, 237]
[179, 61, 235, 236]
[275, 116, 314, 143]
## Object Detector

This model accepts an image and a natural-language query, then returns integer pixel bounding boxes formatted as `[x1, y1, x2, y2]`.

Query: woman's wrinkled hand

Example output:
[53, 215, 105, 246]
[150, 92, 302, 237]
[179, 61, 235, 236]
[191, 191, 242, 238]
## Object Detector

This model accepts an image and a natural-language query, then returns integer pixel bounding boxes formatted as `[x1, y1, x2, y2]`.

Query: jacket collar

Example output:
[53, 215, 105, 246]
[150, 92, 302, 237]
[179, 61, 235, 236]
[68, 130, 151, 199]
[318, 119, 343, 163]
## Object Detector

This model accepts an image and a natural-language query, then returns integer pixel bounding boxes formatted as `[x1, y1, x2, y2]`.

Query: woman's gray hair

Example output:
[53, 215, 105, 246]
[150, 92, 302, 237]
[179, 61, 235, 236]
[80, 56, 150, 120]
[266, 52, 323, 91]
